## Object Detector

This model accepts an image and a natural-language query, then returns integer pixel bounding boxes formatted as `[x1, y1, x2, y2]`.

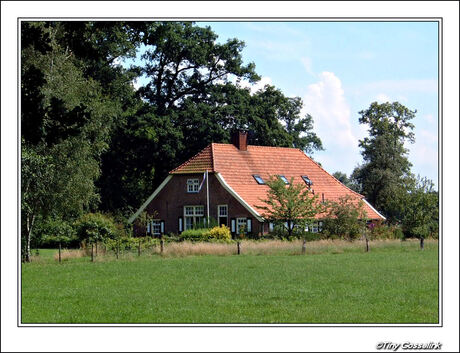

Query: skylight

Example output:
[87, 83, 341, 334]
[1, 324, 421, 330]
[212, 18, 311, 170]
[301, 175, 313, 186]
[253, 175, 265, 185]
[279, 175, 289, 184]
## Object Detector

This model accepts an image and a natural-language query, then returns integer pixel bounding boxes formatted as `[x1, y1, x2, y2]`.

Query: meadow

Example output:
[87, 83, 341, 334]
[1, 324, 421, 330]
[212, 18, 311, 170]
[21, 239, 439, 324]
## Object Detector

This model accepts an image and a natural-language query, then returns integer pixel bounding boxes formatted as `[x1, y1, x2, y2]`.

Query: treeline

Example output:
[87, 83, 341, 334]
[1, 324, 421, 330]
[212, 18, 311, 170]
[21, 21, 438, 261]
[21, 21, 323, 260]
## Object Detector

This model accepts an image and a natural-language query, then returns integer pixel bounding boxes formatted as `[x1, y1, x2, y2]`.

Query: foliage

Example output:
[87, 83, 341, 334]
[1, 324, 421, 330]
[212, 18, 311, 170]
[104, 236, 160, 252]
[400, 176, 439, 239]
[351, 101, 416, 223]
[179, 225, 232, 242]
[74, 213, 119, 243]
[37, 217, 78, 247]
[256, 175, 322, 237]
[322, 195, 367, 240]
[207, 225, 232, 241]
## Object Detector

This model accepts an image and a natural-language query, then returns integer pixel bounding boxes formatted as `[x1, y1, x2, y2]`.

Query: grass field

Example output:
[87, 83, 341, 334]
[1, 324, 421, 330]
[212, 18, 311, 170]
[21, 240, 438, 324]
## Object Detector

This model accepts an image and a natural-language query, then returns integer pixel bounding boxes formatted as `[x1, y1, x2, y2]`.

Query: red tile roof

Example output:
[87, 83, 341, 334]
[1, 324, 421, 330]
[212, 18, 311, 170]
[171, 143, 384, 220]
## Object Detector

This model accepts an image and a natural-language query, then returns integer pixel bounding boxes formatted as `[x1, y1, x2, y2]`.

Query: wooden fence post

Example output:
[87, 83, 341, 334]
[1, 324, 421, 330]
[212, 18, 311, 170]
[302, 238, 306, 255]
[365, 236, 369, 252]
[91, 243, 94, 262]
[116, 239, 119, 259]
[420, 237, 424, 250]
[58, 241, 62, 263]
[138, 238, 141, 256]
[237, 241, 241, 255]
[95, 241, 98, 256]
[160, 237, 164, 254]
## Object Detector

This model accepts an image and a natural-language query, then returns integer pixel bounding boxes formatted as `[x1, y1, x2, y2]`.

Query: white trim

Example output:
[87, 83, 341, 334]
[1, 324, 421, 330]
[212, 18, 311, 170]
[128, 175, 173, 223]
[362, 199, 386, 220]
[215, 173, 263, 221]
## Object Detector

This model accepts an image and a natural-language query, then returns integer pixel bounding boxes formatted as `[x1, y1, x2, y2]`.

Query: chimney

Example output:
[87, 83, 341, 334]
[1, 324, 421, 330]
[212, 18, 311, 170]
[232, 130, 248, 151]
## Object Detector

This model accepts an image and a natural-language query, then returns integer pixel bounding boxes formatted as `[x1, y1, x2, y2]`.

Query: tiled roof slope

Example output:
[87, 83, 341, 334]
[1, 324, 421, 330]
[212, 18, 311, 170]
[170, 144, 214, 174]
[171, 143, 384, 220]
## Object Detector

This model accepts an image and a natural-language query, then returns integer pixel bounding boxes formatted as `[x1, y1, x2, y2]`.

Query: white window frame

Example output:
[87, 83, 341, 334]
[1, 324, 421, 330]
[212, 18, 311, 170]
[236, 218, 247, 234]
[184, 205, 205, 230]
[151, 220, 161, 236]
[217, 205, 228, 226]
[187, 179, 200, 193]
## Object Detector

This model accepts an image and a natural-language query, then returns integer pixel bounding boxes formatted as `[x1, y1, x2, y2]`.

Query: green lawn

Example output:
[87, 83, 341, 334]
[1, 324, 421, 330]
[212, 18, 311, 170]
[21, 241, 438, 324]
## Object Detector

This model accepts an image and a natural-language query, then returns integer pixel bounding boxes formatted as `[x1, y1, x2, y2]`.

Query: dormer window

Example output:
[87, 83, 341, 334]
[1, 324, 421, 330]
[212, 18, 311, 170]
[253, 175, 265, 185]
[301, 175, 313, 187]
[278, 175, 289, 184]
[187, 179, 200, 193]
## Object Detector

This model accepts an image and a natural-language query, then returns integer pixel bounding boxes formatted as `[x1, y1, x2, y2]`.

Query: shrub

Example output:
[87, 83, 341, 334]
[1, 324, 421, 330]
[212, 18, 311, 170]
[179, 226, 232, 242]
[208, 225, 231, 241]
[74, 213, 118, 243]
[37, 217, 79, 248]
[322, 196, 367, 240]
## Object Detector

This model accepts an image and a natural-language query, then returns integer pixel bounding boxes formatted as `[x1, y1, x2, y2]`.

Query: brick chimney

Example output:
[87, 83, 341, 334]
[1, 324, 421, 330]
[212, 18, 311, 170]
[232, 130, 248, 151]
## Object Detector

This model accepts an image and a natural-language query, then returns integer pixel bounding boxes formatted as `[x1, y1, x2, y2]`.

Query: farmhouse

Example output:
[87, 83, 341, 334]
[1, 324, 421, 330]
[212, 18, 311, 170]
[129, 131, 385, 236]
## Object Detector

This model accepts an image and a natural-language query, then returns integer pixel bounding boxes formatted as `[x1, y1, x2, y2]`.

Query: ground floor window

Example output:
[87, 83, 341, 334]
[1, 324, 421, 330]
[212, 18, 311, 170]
[184, 205, 204, 230]
[237, 218, 247, 234]
[147, 220, 163, 236]
[218, 205, 228, 226]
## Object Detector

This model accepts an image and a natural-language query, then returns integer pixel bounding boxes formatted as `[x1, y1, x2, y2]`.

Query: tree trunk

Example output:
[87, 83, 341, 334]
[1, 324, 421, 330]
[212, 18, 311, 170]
[25, 214, 35, 262]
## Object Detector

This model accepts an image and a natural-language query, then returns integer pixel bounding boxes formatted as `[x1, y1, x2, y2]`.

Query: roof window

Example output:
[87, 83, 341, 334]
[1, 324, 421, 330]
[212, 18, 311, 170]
[253, 175, 265, 185]
[301, 175, 313, 186]
[278, 175, 289, 184]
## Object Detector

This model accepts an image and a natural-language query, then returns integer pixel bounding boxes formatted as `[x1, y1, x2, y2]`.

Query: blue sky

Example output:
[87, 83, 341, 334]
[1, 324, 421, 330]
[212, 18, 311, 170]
[129, 21, 439, 187]
[198, 21, 439, 187]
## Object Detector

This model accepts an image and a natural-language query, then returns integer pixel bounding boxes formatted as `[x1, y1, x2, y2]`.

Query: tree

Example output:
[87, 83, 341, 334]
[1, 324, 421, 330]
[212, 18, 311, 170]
[322, 195, 367, 240]
[400, 176, 438, 239]
[351, 101, 416, 223]
[21, 22, 141, 258]
[256, 176, 322, 237]
[333, 171, 351, 188]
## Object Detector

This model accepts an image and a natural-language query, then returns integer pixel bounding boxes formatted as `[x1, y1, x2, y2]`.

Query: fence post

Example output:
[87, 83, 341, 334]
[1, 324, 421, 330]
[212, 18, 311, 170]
[138, 238, 141, 256]
[95, 241, 98, 256]
[91, 243, 94, 262]
[237, 241, 241, 255]
[365, 236, 369, 252]
[116, 239, 119, 259]
[420, 237, 424, 250]
[58, 241, 62, 263]
[160, 235, 164, 254]
[302, 238, 306, 255]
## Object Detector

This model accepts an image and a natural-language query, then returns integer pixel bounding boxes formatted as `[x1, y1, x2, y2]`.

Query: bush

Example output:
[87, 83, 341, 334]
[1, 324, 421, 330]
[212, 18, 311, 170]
[36, 217, 79, 248]
[208, 225, 231, 241]
[104, 236, 160, 252]
[74, 213, 118, 243]
[180, 226, 232, 242]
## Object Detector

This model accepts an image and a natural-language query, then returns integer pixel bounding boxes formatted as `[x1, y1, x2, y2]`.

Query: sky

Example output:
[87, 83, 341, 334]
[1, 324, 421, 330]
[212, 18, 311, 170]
[194, 21, 440, 187]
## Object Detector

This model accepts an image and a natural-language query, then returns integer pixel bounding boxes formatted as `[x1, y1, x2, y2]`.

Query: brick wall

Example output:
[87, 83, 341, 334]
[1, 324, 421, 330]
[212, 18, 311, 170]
[133, 173, 264, 235]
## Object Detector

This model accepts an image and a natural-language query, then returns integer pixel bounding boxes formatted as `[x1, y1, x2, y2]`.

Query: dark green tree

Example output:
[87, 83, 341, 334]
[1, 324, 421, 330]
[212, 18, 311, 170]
[351, 102, 416, 223]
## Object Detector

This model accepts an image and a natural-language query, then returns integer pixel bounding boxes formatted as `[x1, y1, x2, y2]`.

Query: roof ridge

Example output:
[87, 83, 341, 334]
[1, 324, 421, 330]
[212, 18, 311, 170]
[300, 151, 364, 198]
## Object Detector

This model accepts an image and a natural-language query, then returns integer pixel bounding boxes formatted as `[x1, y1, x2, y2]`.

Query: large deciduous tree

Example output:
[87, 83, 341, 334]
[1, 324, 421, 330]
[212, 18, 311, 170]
[351, 102, 416, 223]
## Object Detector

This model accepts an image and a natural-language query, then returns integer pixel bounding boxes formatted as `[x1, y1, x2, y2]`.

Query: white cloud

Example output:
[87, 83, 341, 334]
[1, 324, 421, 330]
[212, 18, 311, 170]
[302, 72, 360, 174]
[303, 72, 357, 149]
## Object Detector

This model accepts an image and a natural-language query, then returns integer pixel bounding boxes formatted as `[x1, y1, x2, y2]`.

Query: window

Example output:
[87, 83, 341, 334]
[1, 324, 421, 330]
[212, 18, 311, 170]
[184, 205, 204, 230]
[218, 205, 228, 226]
[187, 179, 200, 193]
[151, 220, 161, 235]
[301, 175, 313, 187]
[253, 174, 265, 184]
[278, 175, 289, 184]
[237, 218, 247, 234]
